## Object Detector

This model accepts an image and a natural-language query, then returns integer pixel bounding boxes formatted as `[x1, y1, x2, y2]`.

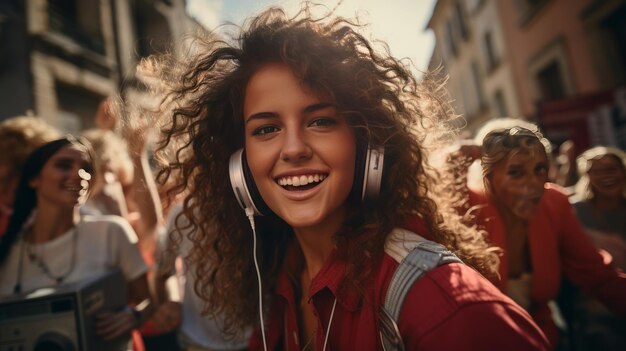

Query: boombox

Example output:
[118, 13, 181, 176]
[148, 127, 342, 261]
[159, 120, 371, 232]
[0, 269, 129, 351]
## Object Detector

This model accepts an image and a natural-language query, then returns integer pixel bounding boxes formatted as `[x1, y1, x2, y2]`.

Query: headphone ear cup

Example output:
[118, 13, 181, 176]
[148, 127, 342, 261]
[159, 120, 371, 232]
[362, 146, 385, 200]
[228, 149, 271, 216]
[351, 144, 385, 202]
[350, 144, 367, 203]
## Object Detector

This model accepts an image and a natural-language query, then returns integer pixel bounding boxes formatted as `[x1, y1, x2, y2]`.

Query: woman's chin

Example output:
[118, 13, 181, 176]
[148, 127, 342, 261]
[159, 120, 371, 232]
[512, 204, 538, 220]
[281, 213, 322, 230]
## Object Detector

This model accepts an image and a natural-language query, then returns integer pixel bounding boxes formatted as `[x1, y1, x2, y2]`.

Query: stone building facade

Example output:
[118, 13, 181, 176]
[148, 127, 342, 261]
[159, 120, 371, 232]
[0, 0, 200, 132]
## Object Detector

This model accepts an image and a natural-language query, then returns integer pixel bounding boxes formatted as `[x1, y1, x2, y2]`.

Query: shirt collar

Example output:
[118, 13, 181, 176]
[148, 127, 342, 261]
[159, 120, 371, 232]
[274, 240, 361, 311]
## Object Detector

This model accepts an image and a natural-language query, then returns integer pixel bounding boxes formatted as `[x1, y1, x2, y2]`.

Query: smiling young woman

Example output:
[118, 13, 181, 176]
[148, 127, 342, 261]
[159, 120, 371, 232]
[145, 5, 550, 351]
[0, 137, 153, 349]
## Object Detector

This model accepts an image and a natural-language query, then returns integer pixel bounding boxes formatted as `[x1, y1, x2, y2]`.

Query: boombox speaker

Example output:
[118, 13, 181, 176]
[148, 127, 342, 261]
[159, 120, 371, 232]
[0, 269, 128, 351]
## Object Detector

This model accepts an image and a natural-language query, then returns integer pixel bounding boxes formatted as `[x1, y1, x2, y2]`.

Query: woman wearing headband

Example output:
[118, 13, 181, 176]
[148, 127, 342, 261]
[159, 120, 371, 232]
[148, 6, 548, 350]
[452, 124, 626, 349]
[0, 137, 153, 347]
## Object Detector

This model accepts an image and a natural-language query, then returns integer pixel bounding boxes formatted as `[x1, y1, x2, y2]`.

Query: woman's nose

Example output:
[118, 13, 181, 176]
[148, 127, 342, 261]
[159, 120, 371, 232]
[527, 175, 545, 193]
[280, 128, 312, 162]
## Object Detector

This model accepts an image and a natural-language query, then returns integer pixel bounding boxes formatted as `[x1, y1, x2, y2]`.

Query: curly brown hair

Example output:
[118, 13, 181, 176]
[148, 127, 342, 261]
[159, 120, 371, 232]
[144, 5, 499, 334]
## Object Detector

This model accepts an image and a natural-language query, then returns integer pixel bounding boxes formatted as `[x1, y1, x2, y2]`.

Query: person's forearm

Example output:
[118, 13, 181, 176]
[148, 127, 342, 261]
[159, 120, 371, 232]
[132, 152, 163, 237]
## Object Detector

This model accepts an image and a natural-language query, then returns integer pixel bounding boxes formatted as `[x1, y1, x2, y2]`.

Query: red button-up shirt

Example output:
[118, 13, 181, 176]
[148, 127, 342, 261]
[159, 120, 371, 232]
[249, 220, 549, 350]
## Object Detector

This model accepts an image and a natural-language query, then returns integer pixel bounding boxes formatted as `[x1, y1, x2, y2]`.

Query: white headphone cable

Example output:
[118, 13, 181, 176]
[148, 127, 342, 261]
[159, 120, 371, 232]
[246, 207, 337, 351]
[246, 207, 268, 351]
[322, 297, 338, 351]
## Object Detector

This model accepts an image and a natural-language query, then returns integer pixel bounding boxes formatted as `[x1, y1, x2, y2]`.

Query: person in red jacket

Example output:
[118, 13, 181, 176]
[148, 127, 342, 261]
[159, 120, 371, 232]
[145, 4, 549, 350]
[451, 124, 626, 349]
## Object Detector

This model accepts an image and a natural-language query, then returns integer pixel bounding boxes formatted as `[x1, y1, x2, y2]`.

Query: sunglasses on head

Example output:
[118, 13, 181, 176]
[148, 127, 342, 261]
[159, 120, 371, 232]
[483, 127, 542, 152]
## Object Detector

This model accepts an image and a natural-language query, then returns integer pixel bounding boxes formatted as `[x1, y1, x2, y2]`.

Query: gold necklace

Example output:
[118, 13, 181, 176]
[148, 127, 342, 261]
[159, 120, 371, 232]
[25, 227, 78, 285]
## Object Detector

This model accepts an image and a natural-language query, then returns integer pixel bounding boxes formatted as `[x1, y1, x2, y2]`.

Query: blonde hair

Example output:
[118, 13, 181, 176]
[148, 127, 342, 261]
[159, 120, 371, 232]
[82, 129, 133, 181]
[575, 146, 626, 200]
[0, 116, 60, 188]
[480, 127, 548, 193]
[474, 117, 551, 153]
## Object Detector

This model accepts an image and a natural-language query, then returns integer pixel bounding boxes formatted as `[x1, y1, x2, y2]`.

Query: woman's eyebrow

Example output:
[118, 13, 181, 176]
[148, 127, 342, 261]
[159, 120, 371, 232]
[303, 102, 335, 114]
[245, 111, 276, 124]
[245, 102, 335, 124]
[53, 156, 75, 163]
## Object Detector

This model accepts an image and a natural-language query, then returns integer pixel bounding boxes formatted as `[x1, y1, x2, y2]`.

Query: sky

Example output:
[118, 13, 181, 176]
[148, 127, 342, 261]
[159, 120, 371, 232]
[185, 0, 437, 77]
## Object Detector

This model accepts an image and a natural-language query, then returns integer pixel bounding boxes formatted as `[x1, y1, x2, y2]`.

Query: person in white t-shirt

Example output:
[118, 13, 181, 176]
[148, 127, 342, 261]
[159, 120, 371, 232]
[152, 203, 251, 351]
[0, 137, 153, 342]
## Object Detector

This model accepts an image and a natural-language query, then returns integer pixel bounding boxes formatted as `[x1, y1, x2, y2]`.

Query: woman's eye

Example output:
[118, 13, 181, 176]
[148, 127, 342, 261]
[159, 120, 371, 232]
[606, 166, 622, 174]
[251, 125, 279, 136]
[55, 161, 73, 170]
[309, 118, 337, 128]
[507, 169, 523, 178]
[535, 165, 548, 175]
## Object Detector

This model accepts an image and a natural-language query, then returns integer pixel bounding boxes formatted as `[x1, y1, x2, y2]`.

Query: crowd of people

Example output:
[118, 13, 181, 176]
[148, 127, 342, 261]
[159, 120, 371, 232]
[0, 4, 625, 351]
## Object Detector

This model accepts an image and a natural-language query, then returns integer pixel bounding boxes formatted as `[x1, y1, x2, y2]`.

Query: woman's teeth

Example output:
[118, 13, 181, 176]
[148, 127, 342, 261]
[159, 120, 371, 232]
[277, 174, 326, 187]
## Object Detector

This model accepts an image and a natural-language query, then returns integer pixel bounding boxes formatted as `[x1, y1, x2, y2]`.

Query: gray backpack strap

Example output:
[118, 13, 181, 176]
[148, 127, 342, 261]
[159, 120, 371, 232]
[379, 241, 463, 351]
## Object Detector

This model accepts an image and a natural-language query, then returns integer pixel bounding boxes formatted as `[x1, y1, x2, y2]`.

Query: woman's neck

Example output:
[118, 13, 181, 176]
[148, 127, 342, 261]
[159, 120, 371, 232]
[294, 226, 336, 280]
[30, 203, 79, 243]
[496, 202, 528, 229]
[591, 195, 624, 210]
[293, 207, 346, 280]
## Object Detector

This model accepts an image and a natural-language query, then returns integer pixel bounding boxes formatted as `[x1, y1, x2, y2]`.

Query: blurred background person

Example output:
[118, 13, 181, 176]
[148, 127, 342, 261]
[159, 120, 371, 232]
[85, 98, 164, 254]
[85, 98, 169, 350]
[553, 140, 578, 192]
[151, 202, 251, 351]
[0, 115, 60, 236]
[573, 146, 626, 270]
[0, 137, 153, 349]
[82, 128, 134, 217]
[555, 146, 626, 351]
[449, 122, 626, 350]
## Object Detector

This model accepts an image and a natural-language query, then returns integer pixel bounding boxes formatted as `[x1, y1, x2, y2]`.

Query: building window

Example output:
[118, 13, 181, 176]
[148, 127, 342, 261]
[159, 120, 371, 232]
[527, 38, 574, 103]
[493, 89, 508, 117]
[536, 60, 567, 101]
[516, 0, 551, 26]
[466, 0, 486, 14]
[471, 60, 486, 109]
[483, 31, 500, 72]
[48, 0, 104, 54]
[445, 20, 458, 59]
[134, 1, 173, 57]
[56, 81, 103, 131]
[601, 5, 626, 86]
[453, 1, 470, 41]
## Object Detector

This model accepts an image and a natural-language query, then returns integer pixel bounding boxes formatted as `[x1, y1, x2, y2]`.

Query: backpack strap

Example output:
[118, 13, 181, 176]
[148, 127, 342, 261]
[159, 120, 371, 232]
[380, 230, 463, 351]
